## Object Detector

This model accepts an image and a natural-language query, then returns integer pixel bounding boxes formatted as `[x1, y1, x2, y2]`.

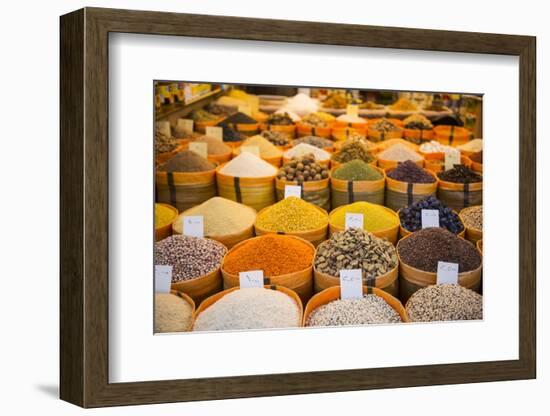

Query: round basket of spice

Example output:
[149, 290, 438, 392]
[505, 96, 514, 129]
[330, 139, 376, 170]
[396, 228, 482, 302]
[296, 112, 334, 139]
[384, 161, 438, 211]
[367, 118, 403, 142]
[402, 114, 434, 144]
[254, 197, 329, 246]
[468, 150, 483, 173]
[232, 134, 283, 167]
[275, 155, 331, 211]
[155, 290, 196, 333]
[154, 128, 188, 165]
[328, 201, 400, 244]
[330, 160, 386, 208]
[292, 135, 335, 153]
[333, 114, 369, 130]
[436, 165, 482, 212]
[188, 135, 232, 164]
[459, 205, 483, 244]
[220, 234, 315, 303]
[304, 285, 408, 327]
[313, 228, 400, 297]
[261, 130, 292, 151]
[283, 143, 331, 168]
[155, 203, 179, 242]
[217, 111, 260, 137]
[260, 112, 296, 139]
[331, 126, 367, 142]
[376, 143, 424, 170]
[433, 125, 472, 147]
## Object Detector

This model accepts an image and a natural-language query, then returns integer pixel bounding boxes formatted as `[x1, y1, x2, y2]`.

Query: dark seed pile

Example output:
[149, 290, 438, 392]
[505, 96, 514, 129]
[397, 228, 481, 273]
[437, 165, 482, 183]
[387, 160, 435, 183]
[267, 113, 294, 125]
[261, 130, 290, 146]
[399, 196, 464, 234]
[206, 102, 236, 117]
[218, 111, 257, 125]
[277, 154, 329, 182]
[220, 125, 246, 143]
[159, 150, 216, 173]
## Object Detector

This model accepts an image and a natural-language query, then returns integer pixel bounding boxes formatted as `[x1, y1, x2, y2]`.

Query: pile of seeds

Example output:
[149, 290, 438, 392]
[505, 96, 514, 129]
[315, 228, 397, 279]
[370, 118, 400, 133]
[221, 125, 246, 143]
[330, 201, 400, 233]
[155, 203, 176, 229]
[306, 294, 401, 327]
[174, 197, 256, 237]
[267, 112, 294, 125]
[155, 235, 227, 282]
[387, 160, 435, 183]
[261, 130, 290, 146]
[293, 135, 334, 149]
[300, 113, 331, 127]
[332, 160, 383, 181]
[470, 151, 483, 164]
[189, 109, 219, 122]
[458, 139, 483, 153]
[193, 288, 300, 331]
[219, 152, 278, 177]
[277, 155, 329, 182]
[256, 197, 328, 233]
[406, 284, 483, 322]
[331, 140, 375, 163]
[236, 135, 283, 158]
[398, 228, 481, 273]
[155, 293, 193, 333]
[205, 102, 235, 116]
[403, 114, 433, 130]
[377, 144, 423, 162]
[155, 129, 179, 154]
[399, 196, 464, 234]
[461, 205, 482, 231]
[159, 150, 216, 172]
[438, 165, 482, 183]
[218, 111, 257, 126]
[284, 143, 331, 162]
[223, 234, 314, 277]
[191, 135, 231, 155]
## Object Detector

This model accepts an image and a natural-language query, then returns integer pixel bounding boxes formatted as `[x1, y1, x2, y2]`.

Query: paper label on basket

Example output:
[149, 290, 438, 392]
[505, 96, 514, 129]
[340, 269, 363, 299]
[188, 142, 208, 159]
[205, 126, 223, 141]
[284, 185, 302, 199]
[238, 104, 252, 116]
[182, 216, 204, 238]
[155, 265, 172, 293]
[444, 149, 461, 170]
[437, 261, 459, 284]
[346, 104, 359, 118]
[421, 209, 440, 228]
[241, 146, 260, 157]
[177, 118, 194, 133]
[239, 270, 264, 288]
[345, 213, 364, 230]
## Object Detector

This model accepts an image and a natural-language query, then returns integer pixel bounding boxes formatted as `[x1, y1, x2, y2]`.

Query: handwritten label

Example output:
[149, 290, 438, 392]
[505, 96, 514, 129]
[177, 118, 194, 134]
[238, 104, 252, 116]
[189, 142, 208, 159]
[445, 149, 461, 170]
[346, 104, 359, 118]
[284, 185, 302, 199]
[239, 270, 264, 288]
[182, 216, 204, 238]
[437, 261, 459, 285]
[345, 213, 364, 230]
[154, 265, 172, 293]
[340, 269, 363, 299]
[421, 209, 440, 229]
[241, 146, 260, 157]
[205, 126, 223, 141]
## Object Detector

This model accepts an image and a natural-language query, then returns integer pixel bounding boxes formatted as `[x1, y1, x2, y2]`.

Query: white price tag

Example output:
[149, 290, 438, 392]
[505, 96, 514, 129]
[345, 213, 364, 230]
[188, 142, 208, 159]
[444, 149, 461, 170]
[284, 185, 302, 199]
[339, 269, 363, 299]
[155, 265, 172, 293]
[421, 209, 440, 228]
[241, 146, 260, 157]
[238, 104, 252, 116]
[182, 216, 204, 238]
[156, 121, 171, 137]
[205, 126, 223, 141]
[239, 270, 264, 288]
[437, 261, 459, 285]
[346, 104, 359, 118]
[176, 118, 194, 133]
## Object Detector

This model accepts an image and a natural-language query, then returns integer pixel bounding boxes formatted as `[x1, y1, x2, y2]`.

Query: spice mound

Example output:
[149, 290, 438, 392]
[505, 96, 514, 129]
[390, 97, 417, 111]
[387, 160, 435, 183]
[235, 135, 283, 158]
[256, 197, 328, 233]
[155, 129, 179, 155]
[261, 130, 290, 146]
[331, 140, 375, 164]
[330, 201, 400, 233]
[406, 284, 482, 322]
[155, 203, 177, 229]
[219, 152, 278, 177]
[218, 111, 257, 126]
[458, 138, 483, 153]
[284, 143, 331, 162]
[332, 160, 383, 181]
[398, 228, 481, 273]
[222, 234, 314, 277]
[438, 165, 482, 183]
[336, 114, 367, 124]
[306, 294, 401, 327]
[220, 125, 246, 143]
[419, 140, 453, 154]
[155, 235, 227, 282]
[403, 114, 433, 130]
[155, 293, 193, 333]
[175, 197, 256, 237]
[315, 228, 397, 280]
[300, 112, 334, 127]
[399, 196, 464, 234]
[160, 150, 216, 173]
[191, 135, 231, 155]
[277, 155, 329, 182]
[460, 205, 482, 231]
[193, 288, 301, 331]
[377, 144, 423, 162]
[370, 118, 401, 133]
[293, 135, 334, 150]
[267, 112, 294, 125]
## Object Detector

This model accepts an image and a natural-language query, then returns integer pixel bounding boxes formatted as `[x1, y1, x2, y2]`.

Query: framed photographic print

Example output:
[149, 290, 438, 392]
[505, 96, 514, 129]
[60, 7, 536, 408]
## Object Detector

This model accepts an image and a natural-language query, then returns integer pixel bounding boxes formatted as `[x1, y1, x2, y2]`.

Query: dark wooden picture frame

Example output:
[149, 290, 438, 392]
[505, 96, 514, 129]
[60, 7, 536, 408]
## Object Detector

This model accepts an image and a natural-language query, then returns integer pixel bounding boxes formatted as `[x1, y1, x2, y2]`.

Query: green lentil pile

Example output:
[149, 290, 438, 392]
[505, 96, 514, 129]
[332, 160, 383, 181]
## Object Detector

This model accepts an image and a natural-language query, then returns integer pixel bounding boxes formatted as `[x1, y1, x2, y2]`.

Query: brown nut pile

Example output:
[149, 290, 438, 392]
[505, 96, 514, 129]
[277, 154, 329, 182]
[314, 228, 397, 280]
